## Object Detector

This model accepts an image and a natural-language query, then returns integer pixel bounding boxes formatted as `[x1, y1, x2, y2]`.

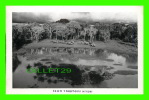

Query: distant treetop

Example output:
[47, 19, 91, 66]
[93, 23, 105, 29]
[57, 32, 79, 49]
[56, 19, 70, 24]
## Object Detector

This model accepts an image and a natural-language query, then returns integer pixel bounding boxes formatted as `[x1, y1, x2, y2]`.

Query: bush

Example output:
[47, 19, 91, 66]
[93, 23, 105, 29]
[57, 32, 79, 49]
[13, 25, 29, 50]
[121, 25, 137, 43]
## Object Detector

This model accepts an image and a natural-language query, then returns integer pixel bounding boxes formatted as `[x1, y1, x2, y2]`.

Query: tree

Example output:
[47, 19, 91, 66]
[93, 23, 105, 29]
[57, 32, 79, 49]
[110, 23, 123, 39]
[51, 23, 67, 41]
[31, 25, 45, 42]
[122, 25, 137, 43]
[43, 23, 52, 39]
[56, 19, 70, 24]
[80, 30, 87, 41]
[12, 24, 33, 50]
[66, 21, 81, 40]
[88, 26, 98, 43]
[12, 25, 24, 50]
[98, 30, 110, 42]
[22, 24, 32, 41]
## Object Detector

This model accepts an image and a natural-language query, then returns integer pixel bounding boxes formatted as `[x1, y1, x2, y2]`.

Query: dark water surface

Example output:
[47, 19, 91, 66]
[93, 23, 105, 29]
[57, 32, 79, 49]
[13, 47, 138, 88]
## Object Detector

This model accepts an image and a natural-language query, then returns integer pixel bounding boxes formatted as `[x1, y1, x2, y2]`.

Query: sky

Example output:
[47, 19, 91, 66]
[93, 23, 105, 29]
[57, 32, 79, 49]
[12, 12, 137, 23]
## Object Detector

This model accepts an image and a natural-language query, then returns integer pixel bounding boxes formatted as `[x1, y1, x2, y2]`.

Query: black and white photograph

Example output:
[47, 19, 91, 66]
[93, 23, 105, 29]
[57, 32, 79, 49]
[6, 6, 143, 94]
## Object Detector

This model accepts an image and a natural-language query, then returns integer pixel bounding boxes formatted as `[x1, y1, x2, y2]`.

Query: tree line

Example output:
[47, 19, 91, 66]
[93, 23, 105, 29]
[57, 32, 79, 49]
[12, 19, 137, 50]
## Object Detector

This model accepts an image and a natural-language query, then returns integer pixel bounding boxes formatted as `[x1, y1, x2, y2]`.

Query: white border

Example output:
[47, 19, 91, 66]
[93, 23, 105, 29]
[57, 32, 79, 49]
[6, 6, 144, 94]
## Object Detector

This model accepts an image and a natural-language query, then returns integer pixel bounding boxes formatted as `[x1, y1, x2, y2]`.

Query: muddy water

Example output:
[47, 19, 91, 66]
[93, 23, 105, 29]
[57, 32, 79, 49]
[13, 47, 138, 88]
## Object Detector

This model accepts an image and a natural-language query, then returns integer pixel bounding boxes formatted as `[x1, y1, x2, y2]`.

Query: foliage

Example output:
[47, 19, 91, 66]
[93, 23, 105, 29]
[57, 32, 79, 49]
[12, 21, 138, 50]
[31, 25, 45, 42]
[12, 24, 31, 50]
[122, 24, 137, 43]
[56, 19, 70, 24]
[110, 23, 137, 43]
[98, 30, 110, 42]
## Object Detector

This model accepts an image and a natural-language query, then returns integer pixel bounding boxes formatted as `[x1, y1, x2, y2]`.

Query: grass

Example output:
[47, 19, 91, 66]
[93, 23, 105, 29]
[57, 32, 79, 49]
[20, 39, 137, 55]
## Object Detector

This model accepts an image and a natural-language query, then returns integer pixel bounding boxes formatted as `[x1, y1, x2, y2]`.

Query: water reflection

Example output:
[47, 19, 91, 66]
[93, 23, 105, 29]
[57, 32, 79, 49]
[25, 62, 112, 88]
[13, 47, 138, 88]
[13, 53, 21, 72]
[27, 47, 97, 56]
